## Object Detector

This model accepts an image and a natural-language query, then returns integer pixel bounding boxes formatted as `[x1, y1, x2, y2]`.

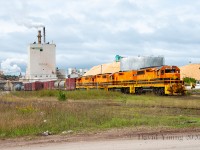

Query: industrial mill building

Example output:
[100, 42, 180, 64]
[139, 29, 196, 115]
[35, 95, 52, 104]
[25, 28, 57, 82]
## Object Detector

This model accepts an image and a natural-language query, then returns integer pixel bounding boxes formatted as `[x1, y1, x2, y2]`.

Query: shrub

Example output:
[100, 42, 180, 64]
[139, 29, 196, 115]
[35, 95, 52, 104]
[57, 91, 67, 101]
[183, 77, 196, 84]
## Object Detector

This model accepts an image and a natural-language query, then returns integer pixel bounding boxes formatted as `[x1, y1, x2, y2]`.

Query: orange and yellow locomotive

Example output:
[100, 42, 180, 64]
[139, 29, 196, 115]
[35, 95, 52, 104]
[76, 65, 185, 95]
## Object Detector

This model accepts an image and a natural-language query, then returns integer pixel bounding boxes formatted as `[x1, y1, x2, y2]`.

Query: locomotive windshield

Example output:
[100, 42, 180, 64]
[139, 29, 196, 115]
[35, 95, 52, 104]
[165, 69, 178, 73]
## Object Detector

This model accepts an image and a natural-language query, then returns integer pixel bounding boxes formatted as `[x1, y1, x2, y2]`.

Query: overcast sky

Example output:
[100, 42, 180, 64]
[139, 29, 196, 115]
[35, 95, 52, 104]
[0, 0, 200, 75]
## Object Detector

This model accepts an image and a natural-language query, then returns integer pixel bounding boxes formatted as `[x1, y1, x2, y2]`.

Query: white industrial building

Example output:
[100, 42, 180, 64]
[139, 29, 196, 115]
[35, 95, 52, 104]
[25, 28, 57, 81]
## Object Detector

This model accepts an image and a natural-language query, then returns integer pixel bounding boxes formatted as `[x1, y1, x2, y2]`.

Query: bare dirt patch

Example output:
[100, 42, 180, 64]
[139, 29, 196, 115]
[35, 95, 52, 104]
[1, 127, 200, 149]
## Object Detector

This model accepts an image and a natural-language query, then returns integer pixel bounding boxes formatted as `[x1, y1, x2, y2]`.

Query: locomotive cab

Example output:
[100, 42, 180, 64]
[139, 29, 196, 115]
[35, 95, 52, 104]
[159, 66, 185, 95]
[160, 66, 180, 80]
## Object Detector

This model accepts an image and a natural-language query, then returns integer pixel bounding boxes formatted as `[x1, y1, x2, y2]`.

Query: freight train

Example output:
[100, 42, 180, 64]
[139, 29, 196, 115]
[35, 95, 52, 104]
[76, 65, 185, 95]
[23, 65, 185, 95]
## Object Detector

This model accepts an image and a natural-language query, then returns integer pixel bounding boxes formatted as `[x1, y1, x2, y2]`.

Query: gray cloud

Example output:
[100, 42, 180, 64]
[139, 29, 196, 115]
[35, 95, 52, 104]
[0, 0, 200, 75]
[0, 58, 26, 75]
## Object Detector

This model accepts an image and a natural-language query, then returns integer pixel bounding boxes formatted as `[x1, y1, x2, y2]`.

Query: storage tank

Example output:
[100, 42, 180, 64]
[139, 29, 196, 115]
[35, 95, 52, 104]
[54, 81, 60, 89]
[14, 84, 22, 91]
[59, 80, 65, 89]
[120, 56, 164, 71]
[21, 85, 24, 91]
[68, 68, 72, 75]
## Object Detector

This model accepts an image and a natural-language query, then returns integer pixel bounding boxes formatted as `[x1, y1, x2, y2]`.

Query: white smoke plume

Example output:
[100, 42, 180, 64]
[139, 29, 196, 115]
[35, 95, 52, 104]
[15, 19, 44, 29]
[0, 58, 27, 75]
[23, 22, 44, 29]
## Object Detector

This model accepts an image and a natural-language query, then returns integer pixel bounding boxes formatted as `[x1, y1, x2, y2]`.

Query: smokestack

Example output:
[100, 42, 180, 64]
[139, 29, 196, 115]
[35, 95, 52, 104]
[37, 30, 42, 44]
[43, 27, 46, 43]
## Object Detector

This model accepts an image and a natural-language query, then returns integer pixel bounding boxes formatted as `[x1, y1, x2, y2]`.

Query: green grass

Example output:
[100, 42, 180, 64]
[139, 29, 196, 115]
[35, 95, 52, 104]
[10, 89, 128, 100]
[0, 90, 200, 138]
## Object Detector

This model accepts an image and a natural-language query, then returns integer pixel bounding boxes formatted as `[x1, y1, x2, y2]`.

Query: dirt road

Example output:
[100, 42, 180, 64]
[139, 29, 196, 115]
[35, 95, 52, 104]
[2, 139, 200, 150]
[1, 129, 200, 150]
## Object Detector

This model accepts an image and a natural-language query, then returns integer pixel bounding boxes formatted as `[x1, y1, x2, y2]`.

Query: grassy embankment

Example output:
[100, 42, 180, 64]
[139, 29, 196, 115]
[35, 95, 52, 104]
[0, 90, 200, 138]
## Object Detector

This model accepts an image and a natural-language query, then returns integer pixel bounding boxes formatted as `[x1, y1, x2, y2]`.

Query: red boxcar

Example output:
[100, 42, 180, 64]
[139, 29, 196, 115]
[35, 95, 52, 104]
[48, 81, 55, 90]
[43, 81, 55, 90]
[24, 83, 32, 91]
[66, 78, 76, 90]
[43, 81, 49, 90]
[32, 82, 43, 91]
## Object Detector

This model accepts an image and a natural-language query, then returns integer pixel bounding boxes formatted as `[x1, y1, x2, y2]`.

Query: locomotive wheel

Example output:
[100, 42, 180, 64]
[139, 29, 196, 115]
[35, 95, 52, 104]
[139, 88, 143, 94]
[153, 88, 164, 96]
[125, 88, 130, 94]
[135, 88, 139, 94]
[135, 88, 143, 95]
[159, 88, 165, 96]
[121, 88, 125, 93]
[153, 88, 159, 95]
[153, 88, 157, 95]
[121, 88, 130, 94]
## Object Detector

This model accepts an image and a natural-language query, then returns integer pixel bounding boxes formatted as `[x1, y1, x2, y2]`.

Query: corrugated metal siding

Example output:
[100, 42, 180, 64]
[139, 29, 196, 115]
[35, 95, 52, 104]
[120, 56, 164, 71]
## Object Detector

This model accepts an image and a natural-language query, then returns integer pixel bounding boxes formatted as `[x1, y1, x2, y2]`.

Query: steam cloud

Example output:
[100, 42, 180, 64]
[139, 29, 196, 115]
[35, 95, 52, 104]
[23, 22, 44, 29]
[16, 19, 44, 29]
